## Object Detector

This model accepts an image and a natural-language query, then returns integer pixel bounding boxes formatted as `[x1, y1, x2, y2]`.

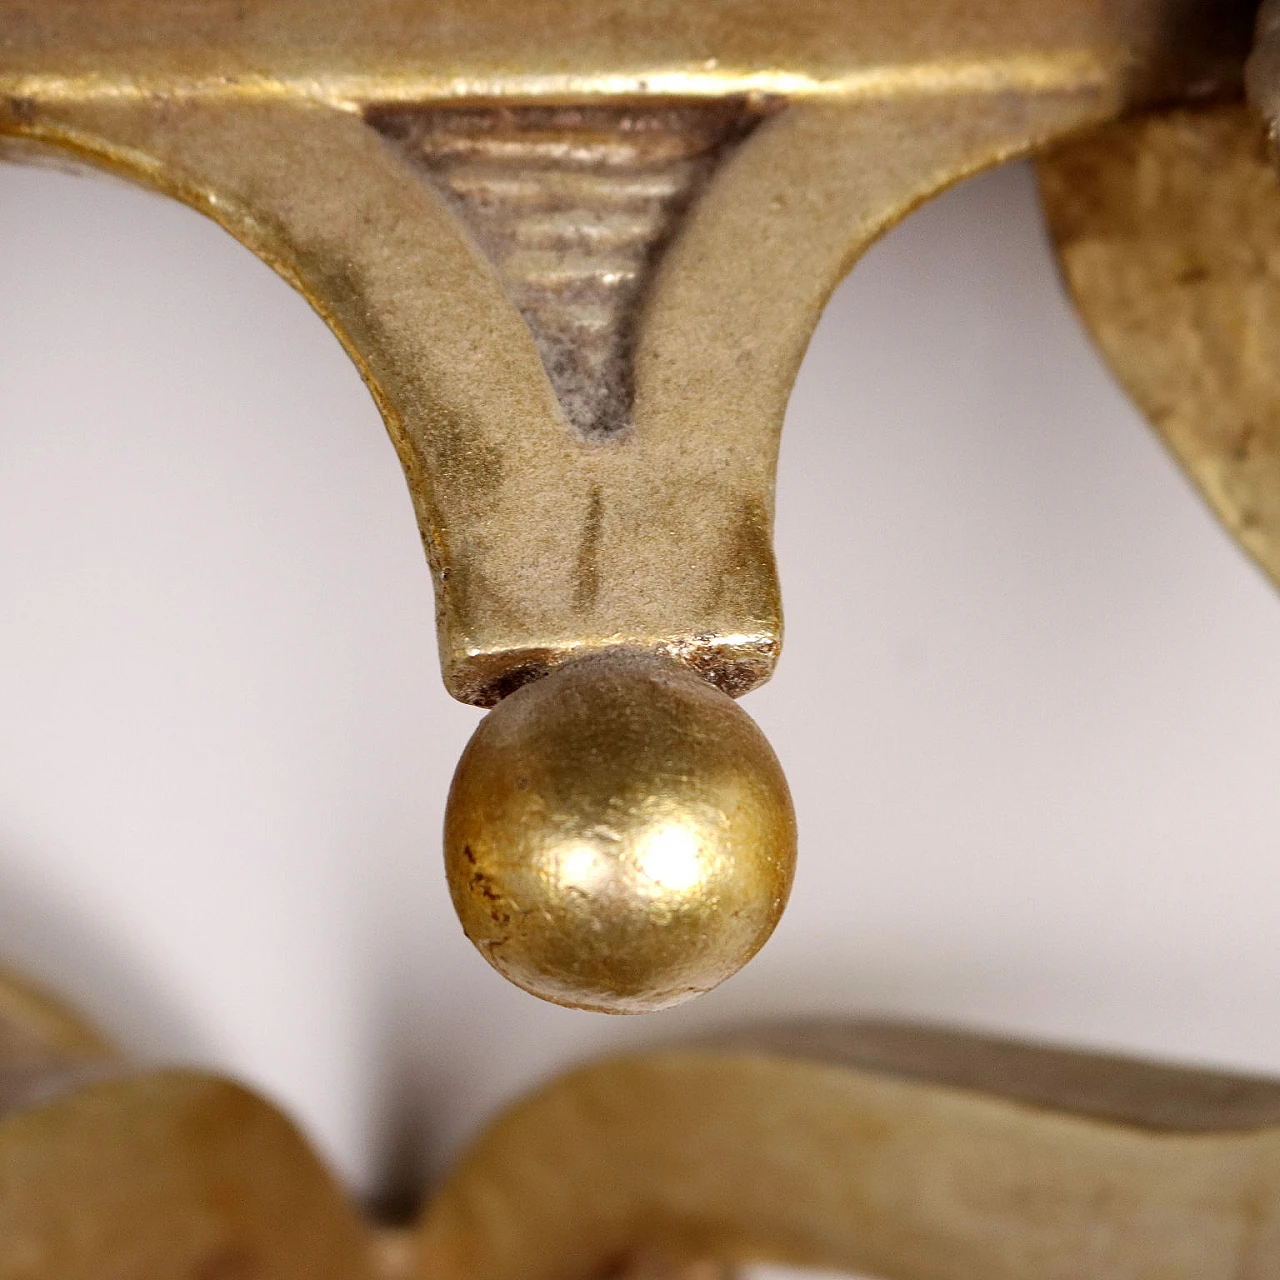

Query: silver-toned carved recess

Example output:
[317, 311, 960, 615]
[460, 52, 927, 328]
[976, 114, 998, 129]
[366, 101, 768, 440]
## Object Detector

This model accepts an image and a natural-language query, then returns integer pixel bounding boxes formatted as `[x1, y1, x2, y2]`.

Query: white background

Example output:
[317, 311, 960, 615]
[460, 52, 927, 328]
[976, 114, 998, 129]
[2, 154, 1279, 1244]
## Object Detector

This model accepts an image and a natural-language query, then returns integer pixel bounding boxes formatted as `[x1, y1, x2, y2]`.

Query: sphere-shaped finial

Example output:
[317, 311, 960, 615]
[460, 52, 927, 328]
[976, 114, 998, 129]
[444, 650, 796, 1013]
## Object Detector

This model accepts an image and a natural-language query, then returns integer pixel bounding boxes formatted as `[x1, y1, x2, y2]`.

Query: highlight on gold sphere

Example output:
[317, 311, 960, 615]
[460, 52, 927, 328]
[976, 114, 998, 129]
[444, 650, 797, 1014]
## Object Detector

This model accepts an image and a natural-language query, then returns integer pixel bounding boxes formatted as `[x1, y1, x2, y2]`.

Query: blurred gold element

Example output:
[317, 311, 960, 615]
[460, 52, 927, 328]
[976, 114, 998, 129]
[0, 0, 1260, 1009]
[4, 971, 1280, 1277]
[609, 1255, 732, 1280]
[418, 1021, 1280, 1280]
[1039, 104, 1280, 591]
[1247, 0, 1280, 145]
[1, 0, 1279, 1272]
[0, 971, 376, 1280]
[0, 968, 114, 1068]
[0, 0, 1274, 1080]
[373, 1228, 422, 1280]
[446, 651, 795, 1013]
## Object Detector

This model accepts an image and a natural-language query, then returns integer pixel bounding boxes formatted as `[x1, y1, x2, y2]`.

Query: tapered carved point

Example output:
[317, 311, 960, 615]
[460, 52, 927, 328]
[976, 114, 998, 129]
[369, 101, 765, 440]
[444, 651, 796, 1013]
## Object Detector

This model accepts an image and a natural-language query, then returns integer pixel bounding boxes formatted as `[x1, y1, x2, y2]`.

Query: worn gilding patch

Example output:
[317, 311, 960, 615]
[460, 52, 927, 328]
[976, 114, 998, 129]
[367, 100, 769, 440]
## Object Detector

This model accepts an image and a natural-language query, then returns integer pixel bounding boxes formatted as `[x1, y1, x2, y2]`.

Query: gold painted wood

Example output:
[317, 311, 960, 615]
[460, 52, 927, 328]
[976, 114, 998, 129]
[1, 1073, 384, 1280]
[0, 1072, 378, 1280]
[0, 973, 376, 1280]
[9, 0, 1251, 1007]
[0, 1, 1251, 109]
[0, 0, 1254, 705]
[0, 90, 1117, 706]
[0, 968, 113, 1068]
[6, 966, 1280, 1280]
[1039, 104, 1280, 593]
[417, 1021, 1280, 1280]
[2, 0, 1274, 1014]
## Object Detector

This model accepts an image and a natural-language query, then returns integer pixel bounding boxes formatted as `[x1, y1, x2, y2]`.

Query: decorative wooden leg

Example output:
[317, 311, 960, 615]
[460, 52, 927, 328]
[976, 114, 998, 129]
[0, 0, 1255, 1012]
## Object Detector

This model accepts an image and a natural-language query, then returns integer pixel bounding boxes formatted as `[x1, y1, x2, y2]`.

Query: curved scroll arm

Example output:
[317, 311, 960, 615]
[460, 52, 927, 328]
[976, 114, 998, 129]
[416, 1021, 1280, 1280]
[4, 969, 1279, 1279]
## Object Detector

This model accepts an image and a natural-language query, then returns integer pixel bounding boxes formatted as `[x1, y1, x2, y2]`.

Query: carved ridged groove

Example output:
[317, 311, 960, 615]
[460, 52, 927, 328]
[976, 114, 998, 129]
[368, 102, 766, 439]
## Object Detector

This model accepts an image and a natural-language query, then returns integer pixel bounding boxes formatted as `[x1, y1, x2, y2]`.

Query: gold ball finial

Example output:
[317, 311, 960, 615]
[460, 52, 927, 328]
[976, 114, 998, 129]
[444, 650, 796, 1014]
